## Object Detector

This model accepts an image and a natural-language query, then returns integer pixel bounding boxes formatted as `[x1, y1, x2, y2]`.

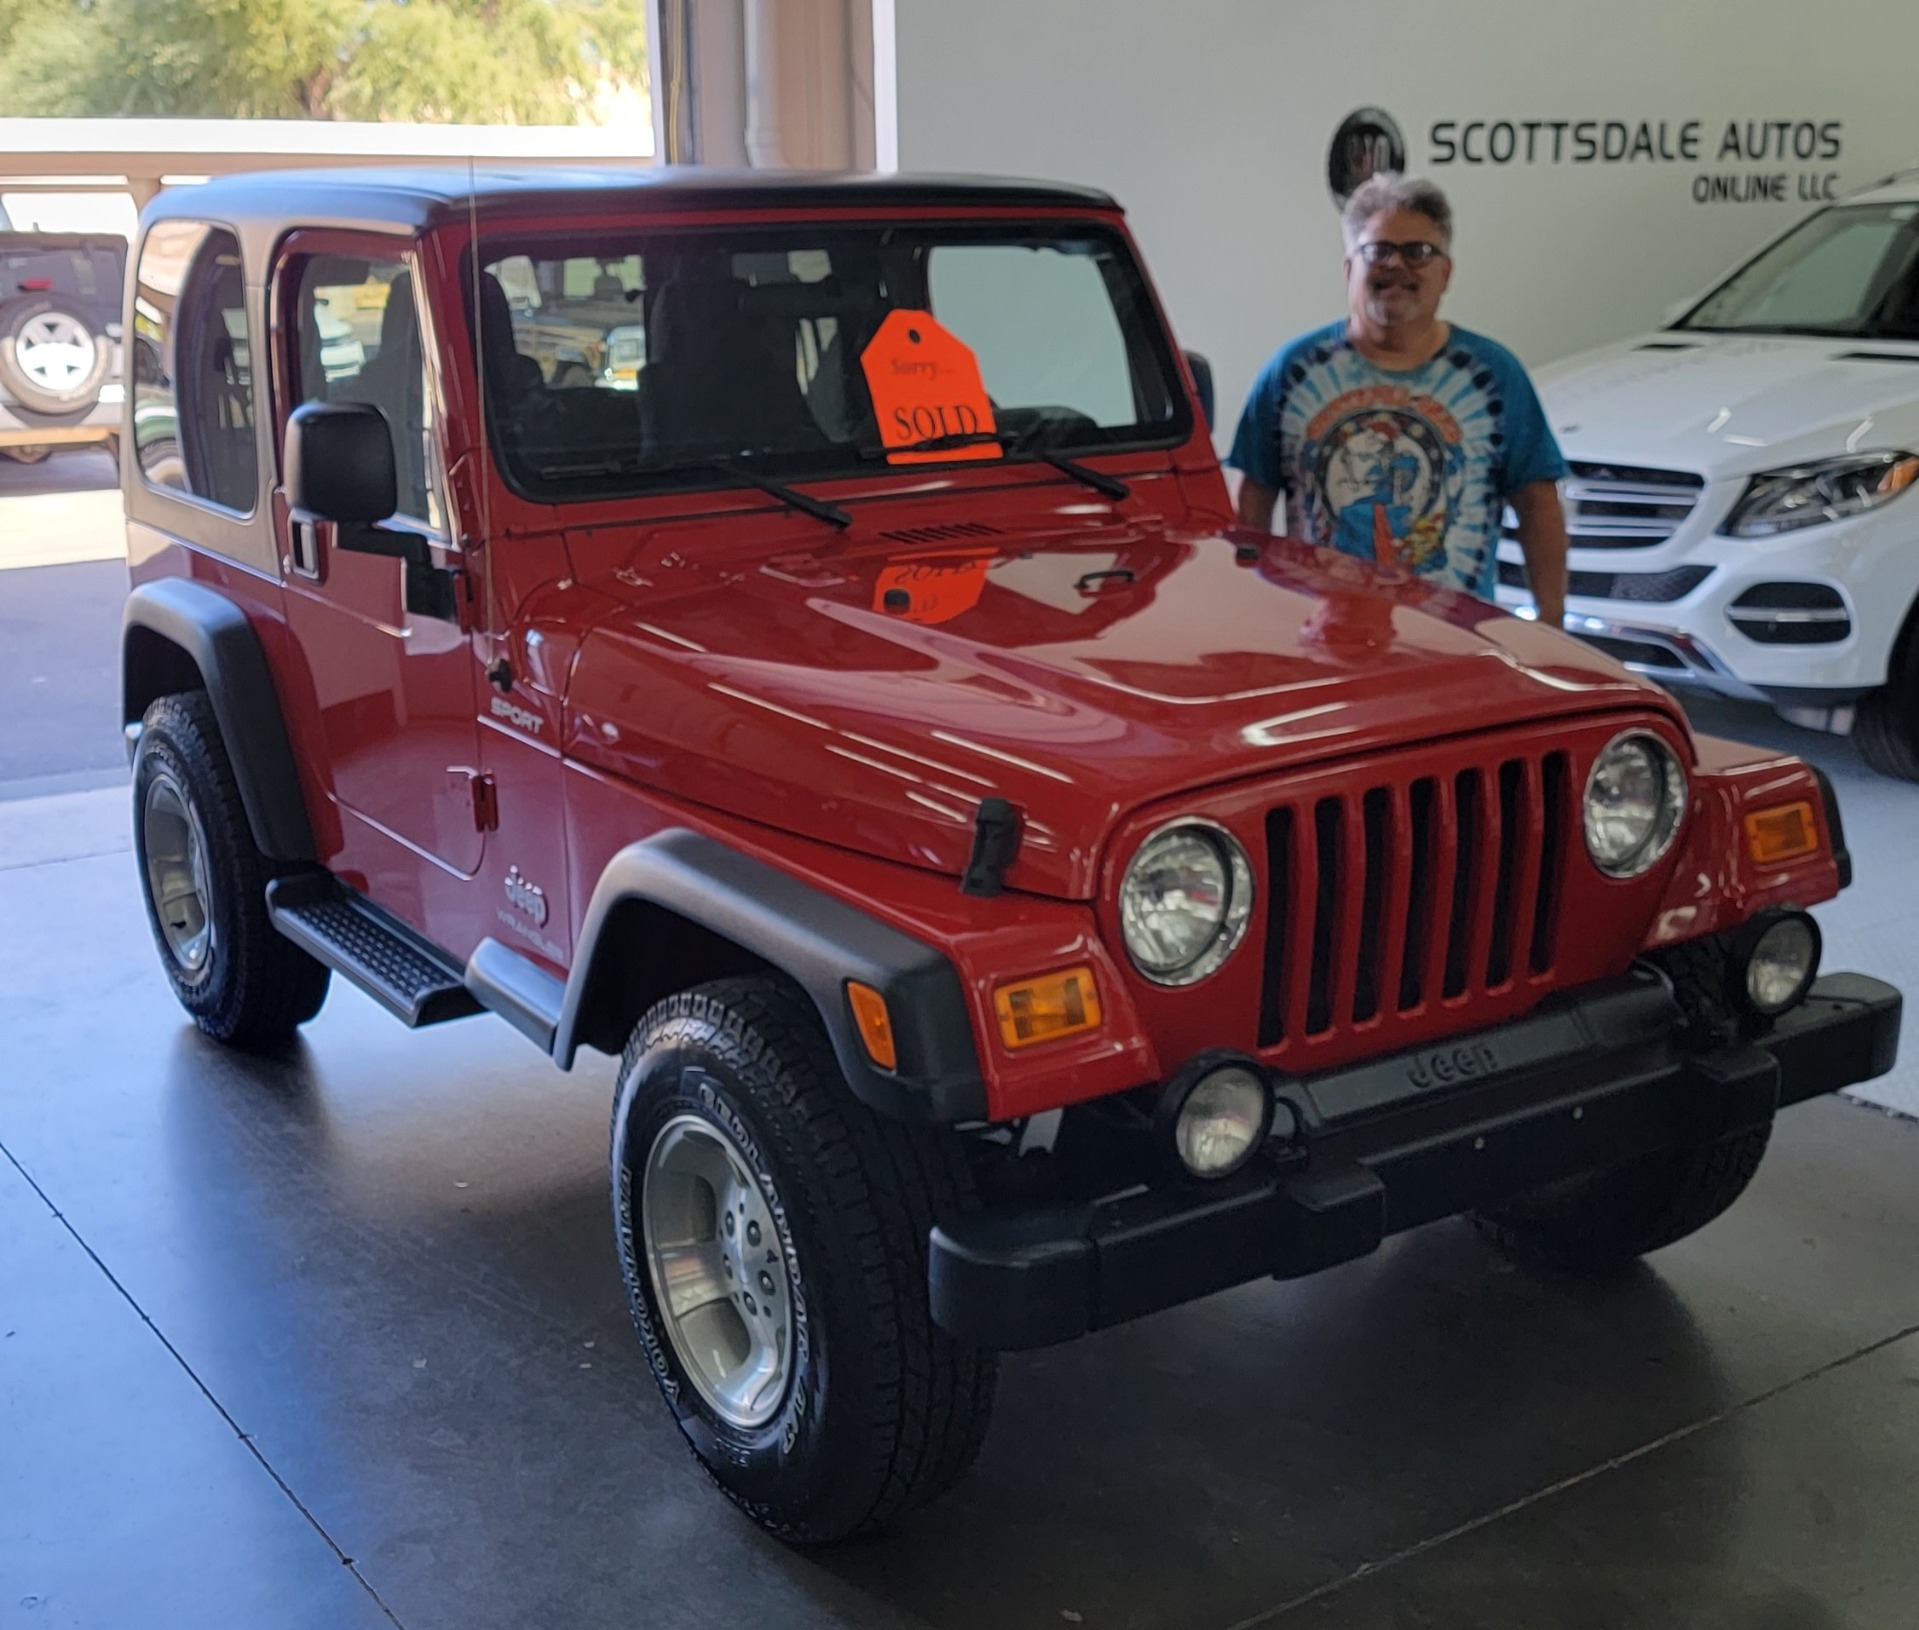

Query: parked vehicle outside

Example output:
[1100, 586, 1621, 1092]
[1498, 175, 1919, 779]
[0, 230, 126, 465]
[119, 168, 1900, 1543]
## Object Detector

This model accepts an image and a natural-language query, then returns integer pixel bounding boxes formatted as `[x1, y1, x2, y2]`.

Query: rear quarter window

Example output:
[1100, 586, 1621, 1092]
[132, 222, 259, 516]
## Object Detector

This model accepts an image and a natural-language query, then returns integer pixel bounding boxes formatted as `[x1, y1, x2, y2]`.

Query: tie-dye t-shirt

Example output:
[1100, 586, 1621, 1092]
[1228, 322, 1566, 599]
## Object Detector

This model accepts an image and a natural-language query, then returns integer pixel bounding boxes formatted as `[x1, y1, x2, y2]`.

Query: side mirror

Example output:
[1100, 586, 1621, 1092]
[286, 401, 397, 526]
[1183, 350, 1215, 432]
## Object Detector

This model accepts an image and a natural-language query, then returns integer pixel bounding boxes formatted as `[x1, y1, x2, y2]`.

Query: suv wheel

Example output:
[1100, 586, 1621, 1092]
[1474, 1122, 1771, 1273]
[133, 691, 330, 1049]
[611, 976, 996, 1543]
[0, 296, 109, 413]
[1855, 606, 1919, 780]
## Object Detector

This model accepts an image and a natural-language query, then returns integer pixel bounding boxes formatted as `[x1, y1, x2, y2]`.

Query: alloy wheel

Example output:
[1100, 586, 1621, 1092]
[641, 1111, 796, 1429]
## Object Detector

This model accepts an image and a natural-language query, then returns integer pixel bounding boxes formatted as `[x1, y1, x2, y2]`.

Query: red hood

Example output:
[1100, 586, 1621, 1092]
[558, 524, 1680, 898]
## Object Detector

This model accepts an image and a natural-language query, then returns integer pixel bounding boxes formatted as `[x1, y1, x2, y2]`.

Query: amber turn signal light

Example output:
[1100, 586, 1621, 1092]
[1745, 801, 1820, 866]
[993, 966, 1102, 1051]
[846, 981, 897, 1070]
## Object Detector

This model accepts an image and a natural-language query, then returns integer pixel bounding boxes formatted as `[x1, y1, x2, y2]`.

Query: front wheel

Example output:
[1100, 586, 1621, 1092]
[1854, 598, 1919, 780]
[611, 977, 996, 1543]
[1475, 1123, 1772, 1273]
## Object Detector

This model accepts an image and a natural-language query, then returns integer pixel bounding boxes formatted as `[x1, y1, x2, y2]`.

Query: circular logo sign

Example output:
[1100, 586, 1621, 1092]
[1328, 107, 1406, 207]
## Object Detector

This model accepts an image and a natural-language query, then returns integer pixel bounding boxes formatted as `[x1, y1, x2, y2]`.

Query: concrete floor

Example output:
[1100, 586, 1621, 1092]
[4, 447, 1918, 1625]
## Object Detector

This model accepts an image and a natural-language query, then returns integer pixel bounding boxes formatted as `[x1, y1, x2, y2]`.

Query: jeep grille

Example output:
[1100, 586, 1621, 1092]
[1256, 748, 1574, 1048]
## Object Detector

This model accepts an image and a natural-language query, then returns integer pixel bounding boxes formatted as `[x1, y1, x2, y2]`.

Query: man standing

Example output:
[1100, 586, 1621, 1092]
[1230, 173, 1569, 627]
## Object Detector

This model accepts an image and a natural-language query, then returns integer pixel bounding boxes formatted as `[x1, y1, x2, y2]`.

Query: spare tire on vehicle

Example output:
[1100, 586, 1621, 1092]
[0, 295, 109, 413]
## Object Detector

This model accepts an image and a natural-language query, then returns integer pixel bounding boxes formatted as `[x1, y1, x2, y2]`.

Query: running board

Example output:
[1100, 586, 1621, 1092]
[266, 874, 482, 1028]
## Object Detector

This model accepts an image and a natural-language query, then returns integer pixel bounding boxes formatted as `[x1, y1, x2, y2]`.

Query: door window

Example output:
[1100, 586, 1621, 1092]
[290, 255, 441, 530]
[131, 222, 257, 513]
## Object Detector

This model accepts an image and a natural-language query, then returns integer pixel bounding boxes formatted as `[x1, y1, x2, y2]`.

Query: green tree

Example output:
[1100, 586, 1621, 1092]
[0, 0, 648, 124]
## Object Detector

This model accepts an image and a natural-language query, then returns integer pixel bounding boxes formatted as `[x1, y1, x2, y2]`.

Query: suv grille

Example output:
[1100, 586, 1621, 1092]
[1497, 560, 1713, 603]
[1505, 461, 1705, 550]
[1256, 749, 1573, 1048]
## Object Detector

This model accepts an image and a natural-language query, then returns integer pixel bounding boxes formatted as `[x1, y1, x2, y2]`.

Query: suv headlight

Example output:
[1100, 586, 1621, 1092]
[1720, 452, 1919, 537]
[1119, 820, 1254, 985]
[1584, 732, 1687, 878]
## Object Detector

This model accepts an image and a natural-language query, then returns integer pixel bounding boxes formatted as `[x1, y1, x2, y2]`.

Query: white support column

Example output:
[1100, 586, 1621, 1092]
[646, 0, 891, 171]
[869, 0, 897, 172]
[645, 0, 747, 166]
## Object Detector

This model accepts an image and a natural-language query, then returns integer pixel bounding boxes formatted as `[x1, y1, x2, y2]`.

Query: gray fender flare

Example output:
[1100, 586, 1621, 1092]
[554, 829, 989, 1124]
[122, 578, 315, 862]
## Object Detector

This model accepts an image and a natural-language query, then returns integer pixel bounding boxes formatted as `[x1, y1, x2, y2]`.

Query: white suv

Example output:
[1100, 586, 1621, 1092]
[1497, 175, 1919, 779]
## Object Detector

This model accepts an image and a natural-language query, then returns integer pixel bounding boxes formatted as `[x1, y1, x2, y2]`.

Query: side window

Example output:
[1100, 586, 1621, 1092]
[131, 222, 257, 512]
[291, 255, 439, 529]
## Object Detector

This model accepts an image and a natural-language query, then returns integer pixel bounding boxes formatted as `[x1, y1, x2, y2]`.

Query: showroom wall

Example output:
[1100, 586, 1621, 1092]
[890, 0, 1919, 441]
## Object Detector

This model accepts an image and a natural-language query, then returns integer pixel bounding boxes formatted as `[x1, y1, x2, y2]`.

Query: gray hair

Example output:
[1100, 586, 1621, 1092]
[1341, 172, 1453, 254]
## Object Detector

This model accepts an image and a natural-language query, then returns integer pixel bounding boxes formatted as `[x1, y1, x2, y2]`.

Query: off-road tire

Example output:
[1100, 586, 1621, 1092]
[133, 691, 330, 1048]
[611, 976, 997, 1543]
[1475, 1121, 1772, 1273]
[0, 294, 108, 413]
[1855, 605, 1919, 781]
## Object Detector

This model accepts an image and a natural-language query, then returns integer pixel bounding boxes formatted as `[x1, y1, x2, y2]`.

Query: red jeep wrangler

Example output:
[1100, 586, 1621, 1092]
[121, 168, 1899, 1543]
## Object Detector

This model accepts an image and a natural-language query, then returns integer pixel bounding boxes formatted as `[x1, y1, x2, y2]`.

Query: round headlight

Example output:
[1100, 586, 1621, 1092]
[1172, 1064, 1271, 1178]
[1583, 731, 1687, 878]
[1119, 820, 1254, 985]
[1742, 911, 1821, 1016]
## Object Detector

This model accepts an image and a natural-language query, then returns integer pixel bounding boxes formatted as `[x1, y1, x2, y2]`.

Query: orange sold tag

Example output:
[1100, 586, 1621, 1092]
[860, 309, 1000, 464]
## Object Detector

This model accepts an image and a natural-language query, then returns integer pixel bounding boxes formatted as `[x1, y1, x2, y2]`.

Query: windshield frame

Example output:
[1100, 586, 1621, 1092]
[460, 215, 1194, 506]
[1672, 200, 1919, 340]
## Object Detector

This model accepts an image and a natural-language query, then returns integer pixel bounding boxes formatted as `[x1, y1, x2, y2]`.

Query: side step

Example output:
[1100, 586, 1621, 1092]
[266, 873, 483, 1028]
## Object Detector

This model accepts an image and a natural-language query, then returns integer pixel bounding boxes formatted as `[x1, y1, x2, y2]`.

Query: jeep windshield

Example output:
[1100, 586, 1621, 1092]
[1676, 201, 1919, 338]
[469, 221, 1190, 501]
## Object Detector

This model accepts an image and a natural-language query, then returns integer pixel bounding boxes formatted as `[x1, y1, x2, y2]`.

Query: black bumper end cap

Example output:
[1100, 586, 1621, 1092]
[930, 1207, 1096, 1351]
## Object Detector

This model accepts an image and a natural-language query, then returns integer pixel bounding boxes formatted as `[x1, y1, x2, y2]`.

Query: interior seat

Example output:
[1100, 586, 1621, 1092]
[639, 278, 827, 459]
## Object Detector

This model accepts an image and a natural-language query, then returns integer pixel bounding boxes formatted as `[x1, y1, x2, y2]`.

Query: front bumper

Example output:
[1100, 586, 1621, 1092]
[929, 971, 1900, 1350]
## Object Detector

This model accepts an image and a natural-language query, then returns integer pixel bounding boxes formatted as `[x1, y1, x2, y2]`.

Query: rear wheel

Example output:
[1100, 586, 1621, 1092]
[1475, 1122, 1771, 1273]
[611, 976, 996, 1543]
[133, 691, 330, 1049]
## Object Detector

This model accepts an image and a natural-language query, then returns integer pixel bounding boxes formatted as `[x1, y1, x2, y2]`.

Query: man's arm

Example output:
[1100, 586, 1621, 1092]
[1236, 476, 1278, 532]
[1509, 479, 1568, 628]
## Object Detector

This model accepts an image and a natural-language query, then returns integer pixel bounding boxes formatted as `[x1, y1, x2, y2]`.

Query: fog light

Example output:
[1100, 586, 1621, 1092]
[1165, 1061, 1272, 1179]
[1739, 911, 1821, 1016]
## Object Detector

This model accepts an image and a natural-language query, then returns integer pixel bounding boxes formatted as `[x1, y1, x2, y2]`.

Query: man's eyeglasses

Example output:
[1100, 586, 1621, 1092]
[1354, 240, 1449, 268]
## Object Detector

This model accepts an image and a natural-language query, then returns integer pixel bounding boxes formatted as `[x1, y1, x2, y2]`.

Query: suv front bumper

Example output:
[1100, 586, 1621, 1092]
[929, 971, 1900, 1349]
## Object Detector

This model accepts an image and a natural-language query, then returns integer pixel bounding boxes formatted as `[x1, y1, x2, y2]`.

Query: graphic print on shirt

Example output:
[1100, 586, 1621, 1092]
[1282, 343, 1506, 591]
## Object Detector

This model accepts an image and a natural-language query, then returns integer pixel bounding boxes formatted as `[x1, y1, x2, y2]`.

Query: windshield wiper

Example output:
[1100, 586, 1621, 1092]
[707, 455, 851, 529]
[528, 451, 850, 529]
[860, 428, 1131, 502]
